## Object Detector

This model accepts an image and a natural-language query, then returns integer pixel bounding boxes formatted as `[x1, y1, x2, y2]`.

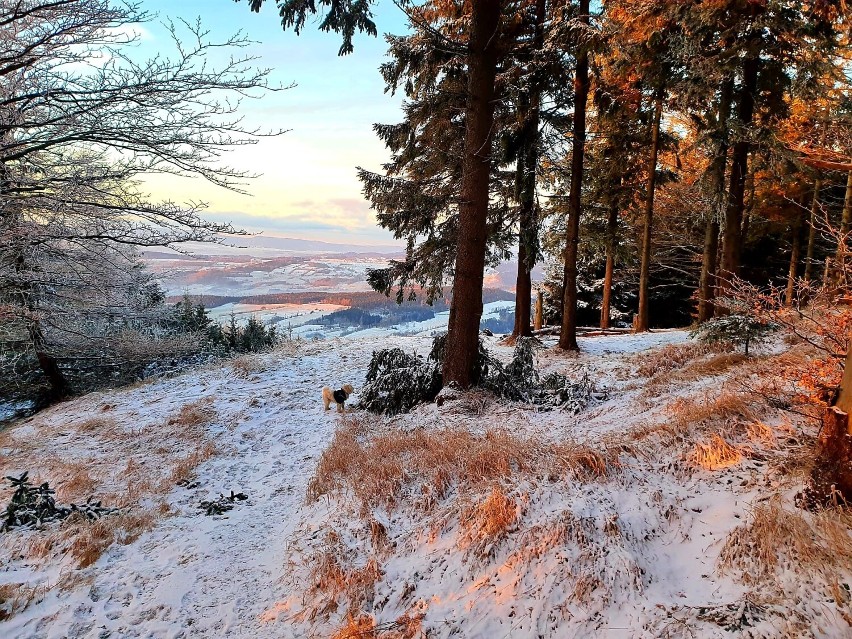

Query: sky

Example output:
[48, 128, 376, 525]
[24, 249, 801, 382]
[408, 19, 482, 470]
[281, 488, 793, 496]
[135, 0, 410, 246]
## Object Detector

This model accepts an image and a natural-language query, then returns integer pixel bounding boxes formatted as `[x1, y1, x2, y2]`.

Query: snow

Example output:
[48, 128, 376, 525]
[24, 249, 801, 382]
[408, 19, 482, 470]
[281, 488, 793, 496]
[206, 302, 347, 327]
[1, 331, 849, 638]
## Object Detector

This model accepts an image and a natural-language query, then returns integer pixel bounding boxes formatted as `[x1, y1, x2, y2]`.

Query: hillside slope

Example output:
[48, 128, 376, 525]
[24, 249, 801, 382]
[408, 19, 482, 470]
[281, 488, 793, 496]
[1, 332, 850, 638]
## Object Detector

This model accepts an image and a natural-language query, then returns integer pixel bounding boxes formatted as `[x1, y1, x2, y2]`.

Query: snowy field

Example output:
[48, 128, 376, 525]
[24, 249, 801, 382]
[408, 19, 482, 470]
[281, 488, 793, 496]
[1, 331, 850, 638]
[293, 300, 516, 340]
[205, 302, 348, 327]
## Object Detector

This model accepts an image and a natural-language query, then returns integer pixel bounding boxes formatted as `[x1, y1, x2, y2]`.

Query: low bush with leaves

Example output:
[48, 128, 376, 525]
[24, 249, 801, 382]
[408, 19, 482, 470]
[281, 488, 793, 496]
[358, 335, 606, 415]
[2, 472, 116, 531]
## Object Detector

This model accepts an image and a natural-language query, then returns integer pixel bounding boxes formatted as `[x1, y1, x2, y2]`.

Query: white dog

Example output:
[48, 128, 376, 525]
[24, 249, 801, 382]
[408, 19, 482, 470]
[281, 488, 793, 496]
[322, 384, 354, 413]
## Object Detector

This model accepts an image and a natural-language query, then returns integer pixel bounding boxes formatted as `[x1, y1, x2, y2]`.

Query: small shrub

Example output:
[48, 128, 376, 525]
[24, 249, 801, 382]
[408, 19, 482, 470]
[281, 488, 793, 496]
[691, 314, 778, 356]
[359, 335, 605, 415]
[358, 347, 442, 416]
[2, 472, 116, 531]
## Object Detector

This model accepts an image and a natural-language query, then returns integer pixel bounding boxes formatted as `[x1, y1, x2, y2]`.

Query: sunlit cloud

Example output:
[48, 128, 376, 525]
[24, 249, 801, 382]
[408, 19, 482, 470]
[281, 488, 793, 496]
[130, 0, 408, 247]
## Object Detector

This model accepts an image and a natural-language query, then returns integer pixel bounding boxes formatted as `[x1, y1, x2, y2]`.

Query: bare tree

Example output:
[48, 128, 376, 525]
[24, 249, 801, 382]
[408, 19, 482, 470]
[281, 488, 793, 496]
[0, 0, 283, 401]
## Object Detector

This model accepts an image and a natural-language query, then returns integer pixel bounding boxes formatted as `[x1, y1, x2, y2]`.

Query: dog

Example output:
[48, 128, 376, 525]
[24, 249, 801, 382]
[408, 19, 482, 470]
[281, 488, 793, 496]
[322, 384, 354, 413]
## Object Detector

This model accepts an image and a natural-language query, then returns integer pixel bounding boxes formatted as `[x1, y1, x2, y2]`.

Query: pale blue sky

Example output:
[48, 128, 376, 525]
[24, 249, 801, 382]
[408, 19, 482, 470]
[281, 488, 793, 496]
[136, 0, 409, 245]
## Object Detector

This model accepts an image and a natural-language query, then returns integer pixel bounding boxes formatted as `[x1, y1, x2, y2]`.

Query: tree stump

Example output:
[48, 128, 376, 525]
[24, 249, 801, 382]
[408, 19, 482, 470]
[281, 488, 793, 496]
[805, 407, 852, 507]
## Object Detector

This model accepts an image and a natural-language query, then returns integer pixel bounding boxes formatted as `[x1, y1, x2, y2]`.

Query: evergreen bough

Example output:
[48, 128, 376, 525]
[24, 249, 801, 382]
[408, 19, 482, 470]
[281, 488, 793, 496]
[691, 314, 778, 356]
[2, 472, 116, 531]
[358, 335, 606, 415]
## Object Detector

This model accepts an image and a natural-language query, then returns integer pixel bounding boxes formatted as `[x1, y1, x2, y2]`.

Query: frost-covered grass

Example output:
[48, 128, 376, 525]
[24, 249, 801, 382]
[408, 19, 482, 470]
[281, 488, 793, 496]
[1, 330, 850, 638]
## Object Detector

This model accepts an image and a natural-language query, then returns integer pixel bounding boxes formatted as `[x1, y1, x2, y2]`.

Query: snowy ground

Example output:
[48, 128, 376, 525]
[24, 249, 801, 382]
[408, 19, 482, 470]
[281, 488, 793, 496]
[205, 302, 347, 327]
[1, 331, 850, 638]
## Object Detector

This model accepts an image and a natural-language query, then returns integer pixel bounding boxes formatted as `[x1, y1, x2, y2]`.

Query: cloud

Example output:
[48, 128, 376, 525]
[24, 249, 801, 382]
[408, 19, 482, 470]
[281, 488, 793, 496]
[200, 207, 399, 245]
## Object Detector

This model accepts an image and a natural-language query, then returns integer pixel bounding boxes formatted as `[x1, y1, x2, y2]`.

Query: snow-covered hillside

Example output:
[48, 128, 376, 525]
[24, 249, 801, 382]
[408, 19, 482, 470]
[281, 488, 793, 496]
[1, 331, 850, 638]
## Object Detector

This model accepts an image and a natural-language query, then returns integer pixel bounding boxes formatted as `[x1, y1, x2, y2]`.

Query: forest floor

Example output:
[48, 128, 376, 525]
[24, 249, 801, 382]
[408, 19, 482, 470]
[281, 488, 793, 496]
[1, 330, 851, 638]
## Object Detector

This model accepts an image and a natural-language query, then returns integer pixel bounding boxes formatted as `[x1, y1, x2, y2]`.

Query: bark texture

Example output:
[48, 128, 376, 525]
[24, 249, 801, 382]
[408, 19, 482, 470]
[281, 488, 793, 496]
[803, 179, 821, 285]
[443, 0, 501, 388]
[600, 194, 619, 329]
[697, 77, 733, 323]
[805, 347, 852, 507]
[635, 88, 664, 332]
[785, 213, 802, 307]
[534, 290, 543, 331]
[559, 0, 590, 351]
[718, 57, 758, 301]
[511, 0, 544, 338]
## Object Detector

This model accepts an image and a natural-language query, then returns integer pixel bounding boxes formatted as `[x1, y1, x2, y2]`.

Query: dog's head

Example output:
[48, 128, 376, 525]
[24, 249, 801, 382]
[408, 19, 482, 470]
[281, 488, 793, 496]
[342, 384, 354, 395]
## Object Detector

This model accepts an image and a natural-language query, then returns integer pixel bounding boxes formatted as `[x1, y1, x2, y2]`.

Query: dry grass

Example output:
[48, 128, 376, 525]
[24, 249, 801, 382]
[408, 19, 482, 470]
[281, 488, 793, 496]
[461, 486, 518, 547]
[667, 391, 758, 431]
[231, 354, 266, 379]
[54, 461, 99, 503]
[689, 434, 743, 470]
[330, 610, 425, 639]
[24, 509, 156, 569]
[167, 441, 218, 486]
[167, 398, 215, 432]
[681, 353, 748, 378]
[76, 416, 117, 434]
[308, 418, 617, 514]
[66, 511, 156, 568]
[643, 352, 748, 397]
[331, 612, 377, 639]
[308, 531, 384, 616]
[719, 497, 852, 591]
[0, 582, 45, 622]
[0, 394, 219, 606]
[745, 421, 777, 447]
[636, 341, 730, 378]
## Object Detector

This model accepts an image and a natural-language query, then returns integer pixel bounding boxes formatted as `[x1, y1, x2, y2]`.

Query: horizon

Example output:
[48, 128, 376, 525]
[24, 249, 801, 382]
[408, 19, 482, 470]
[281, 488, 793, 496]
[135, 0, 410, 247]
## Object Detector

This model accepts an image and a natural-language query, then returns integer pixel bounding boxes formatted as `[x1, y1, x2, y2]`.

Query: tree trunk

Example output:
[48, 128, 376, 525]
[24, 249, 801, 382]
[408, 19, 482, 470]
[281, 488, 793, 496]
[785, 213, 802, 307]
[636, 87, 664, 333]
[830, 171, 852, 288]
[534, 290, 543, 331]
[29, 321, 69, 400]
[6, 191, 70, 401]
[806, 340, 852, 507]
[803, 178, 821, 285]
[718, 57, 758, 300]
[600, 192, 619, 329]
[559, 0, 590, 351]
[443, 0, 501, 388]
[697, 78, 733, 323]
[511, 0, 544, 339]
[513, 237, 533, 337]
[513, 147, 533, 338]
[698, 218, 720, 322]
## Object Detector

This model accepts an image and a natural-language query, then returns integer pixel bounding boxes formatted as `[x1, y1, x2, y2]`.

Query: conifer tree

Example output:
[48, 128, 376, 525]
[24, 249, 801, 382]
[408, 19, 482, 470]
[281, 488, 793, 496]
[241, 0, 515, 388]
[559, 0, 592, 351]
